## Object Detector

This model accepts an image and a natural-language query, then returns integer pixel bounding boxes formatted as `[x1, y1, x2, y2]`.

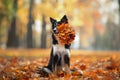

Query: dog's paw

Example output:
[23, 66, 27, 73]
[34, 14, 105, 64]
[36, 66, 52, 77]
[42, 67, 52, 74]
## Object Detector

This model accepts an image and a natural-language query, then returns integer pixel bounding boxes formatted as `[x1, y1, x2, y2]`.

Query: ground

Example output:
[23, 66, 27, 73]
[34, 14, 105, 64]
[0, 49, 120, 80]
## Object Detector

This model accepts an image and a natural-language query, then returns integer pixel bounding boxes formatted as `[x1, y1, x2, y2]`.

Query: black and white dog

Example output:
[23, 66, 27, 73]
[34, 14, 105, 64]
[42, 15, 71, 74]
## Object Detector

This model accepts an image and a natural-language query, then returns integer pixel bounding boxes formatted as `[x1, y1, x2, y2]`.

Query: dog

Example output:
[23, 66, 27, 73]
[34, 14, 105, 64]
[42, 15, 71, 75]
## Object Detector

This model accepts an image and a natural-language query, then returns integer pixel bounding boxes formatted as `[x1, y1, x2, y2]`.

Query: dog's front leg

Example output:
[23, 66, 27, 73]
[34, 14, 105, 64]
[52, 54, 59, 75]
[64, 54, 71, 74]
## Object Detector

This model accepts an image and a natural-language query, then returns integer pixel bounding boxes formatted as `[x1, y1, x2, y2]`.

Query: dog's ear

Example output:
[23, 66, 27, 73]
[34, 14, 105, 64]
[50, 17, 56, 24]
[61, 15, 68, 23]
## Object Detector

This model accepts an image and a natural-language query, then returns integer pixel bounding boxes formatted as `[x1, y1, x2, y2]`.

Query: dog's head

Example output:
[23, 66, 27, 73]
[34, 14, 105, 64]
[50, 15, 68, 34]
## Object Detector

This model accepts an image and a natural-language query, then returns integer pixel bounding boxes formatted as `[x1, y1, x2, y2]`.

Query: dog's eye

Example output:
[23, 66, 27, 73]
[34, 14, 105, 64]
[54, 23, 57, 27]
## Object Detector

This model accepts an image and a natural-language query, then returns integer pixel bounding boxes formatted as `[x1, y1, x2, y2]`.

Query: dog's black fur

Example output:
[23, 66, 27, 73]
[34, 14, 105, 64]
[42, 15, 71, 74]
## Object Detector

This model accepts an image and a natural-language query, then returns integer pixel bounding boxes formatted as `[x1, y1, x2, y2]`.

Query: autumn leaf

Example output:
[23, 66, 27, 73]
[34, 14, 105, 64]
[56, 23, 75, 45]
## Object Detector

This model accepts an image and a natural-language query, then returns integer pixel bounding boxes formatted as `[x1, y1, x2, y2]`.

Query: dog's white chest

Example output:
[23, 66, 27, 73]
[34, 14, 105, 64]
[53, 44, 70, 57]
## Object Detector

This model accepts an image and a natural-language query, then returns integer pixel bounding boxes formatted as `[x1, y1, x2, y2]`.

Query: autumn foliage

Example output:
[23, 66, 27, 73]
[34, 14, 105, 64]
[0, 50, 120, 80]
[56, 23, 75, 45]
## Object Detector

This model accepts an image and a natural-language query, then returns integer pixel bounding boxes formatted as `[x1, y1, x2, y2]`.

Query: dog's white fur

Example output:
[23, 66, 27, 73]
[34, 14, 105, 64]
[52, 44, 70, 74]
[53, 44, 70, 57]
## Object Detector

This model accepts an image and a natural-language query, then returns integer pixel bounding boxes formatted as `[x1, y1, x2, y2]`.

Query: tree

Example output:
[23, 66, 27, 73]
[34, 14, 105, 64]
[41, 15, 46, 48]
[26, 0, 34, 48]
[118, 0, 120, 13]
[93, 0, 120, 50]
[7, 0, 19, 48]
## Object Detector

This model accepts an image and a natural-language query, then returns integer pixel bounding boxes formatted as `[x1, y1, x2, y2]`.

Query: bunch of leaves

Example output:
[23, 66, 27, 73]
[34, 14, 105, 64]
[56, 23, 75, 45]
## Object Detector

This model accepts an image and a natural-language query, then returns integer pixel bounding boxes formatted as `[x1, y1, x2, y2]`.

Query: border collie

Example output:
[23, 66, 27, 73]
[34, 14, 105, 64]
[42, 15, 71, 74]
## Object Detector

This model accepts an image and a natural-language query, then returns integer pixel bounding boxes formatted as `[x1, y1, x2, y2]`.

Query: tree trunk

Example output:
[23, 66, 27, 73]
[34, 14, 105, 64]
[27, 0, 33, 48]
[7, 0, 19, 48]
[0, 26, 1, 46]
[41, 15, 46, 48]
[118, 0, 120, 12]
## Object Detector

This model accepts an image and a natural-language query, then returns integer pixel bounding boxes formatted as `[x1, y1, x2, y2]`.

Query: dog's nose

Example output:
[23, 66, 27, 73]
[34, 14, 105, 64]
[53, 28, 58, 34]
[53, 30, 58, 34]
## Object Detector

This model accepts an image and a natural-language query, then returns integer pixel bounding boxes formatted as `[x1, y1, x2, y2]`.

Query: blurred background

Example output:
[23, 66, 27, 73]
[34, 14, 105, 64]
[0, 0, 120, 50]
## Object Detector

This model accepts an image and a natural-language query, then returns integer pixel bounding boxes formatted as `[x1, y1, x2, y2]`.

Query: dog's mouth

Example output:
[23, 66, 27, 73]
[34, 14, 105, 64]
[53, 23, 76, 45]
[51, 30, 58, 34]
[53, 30, 58, 34]
[51, 30, 58, 35]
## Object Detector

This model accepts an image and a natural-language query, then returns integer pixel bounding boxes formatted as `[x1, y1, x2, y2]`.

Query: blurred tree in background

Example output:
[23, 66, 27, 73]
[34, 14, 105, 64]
[27, 0, 33, 48]
[0, 0, 15, 48]
[94, 0, 120, 50]
[0, 0, 119, 50]
[7, 0, 19, 48]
